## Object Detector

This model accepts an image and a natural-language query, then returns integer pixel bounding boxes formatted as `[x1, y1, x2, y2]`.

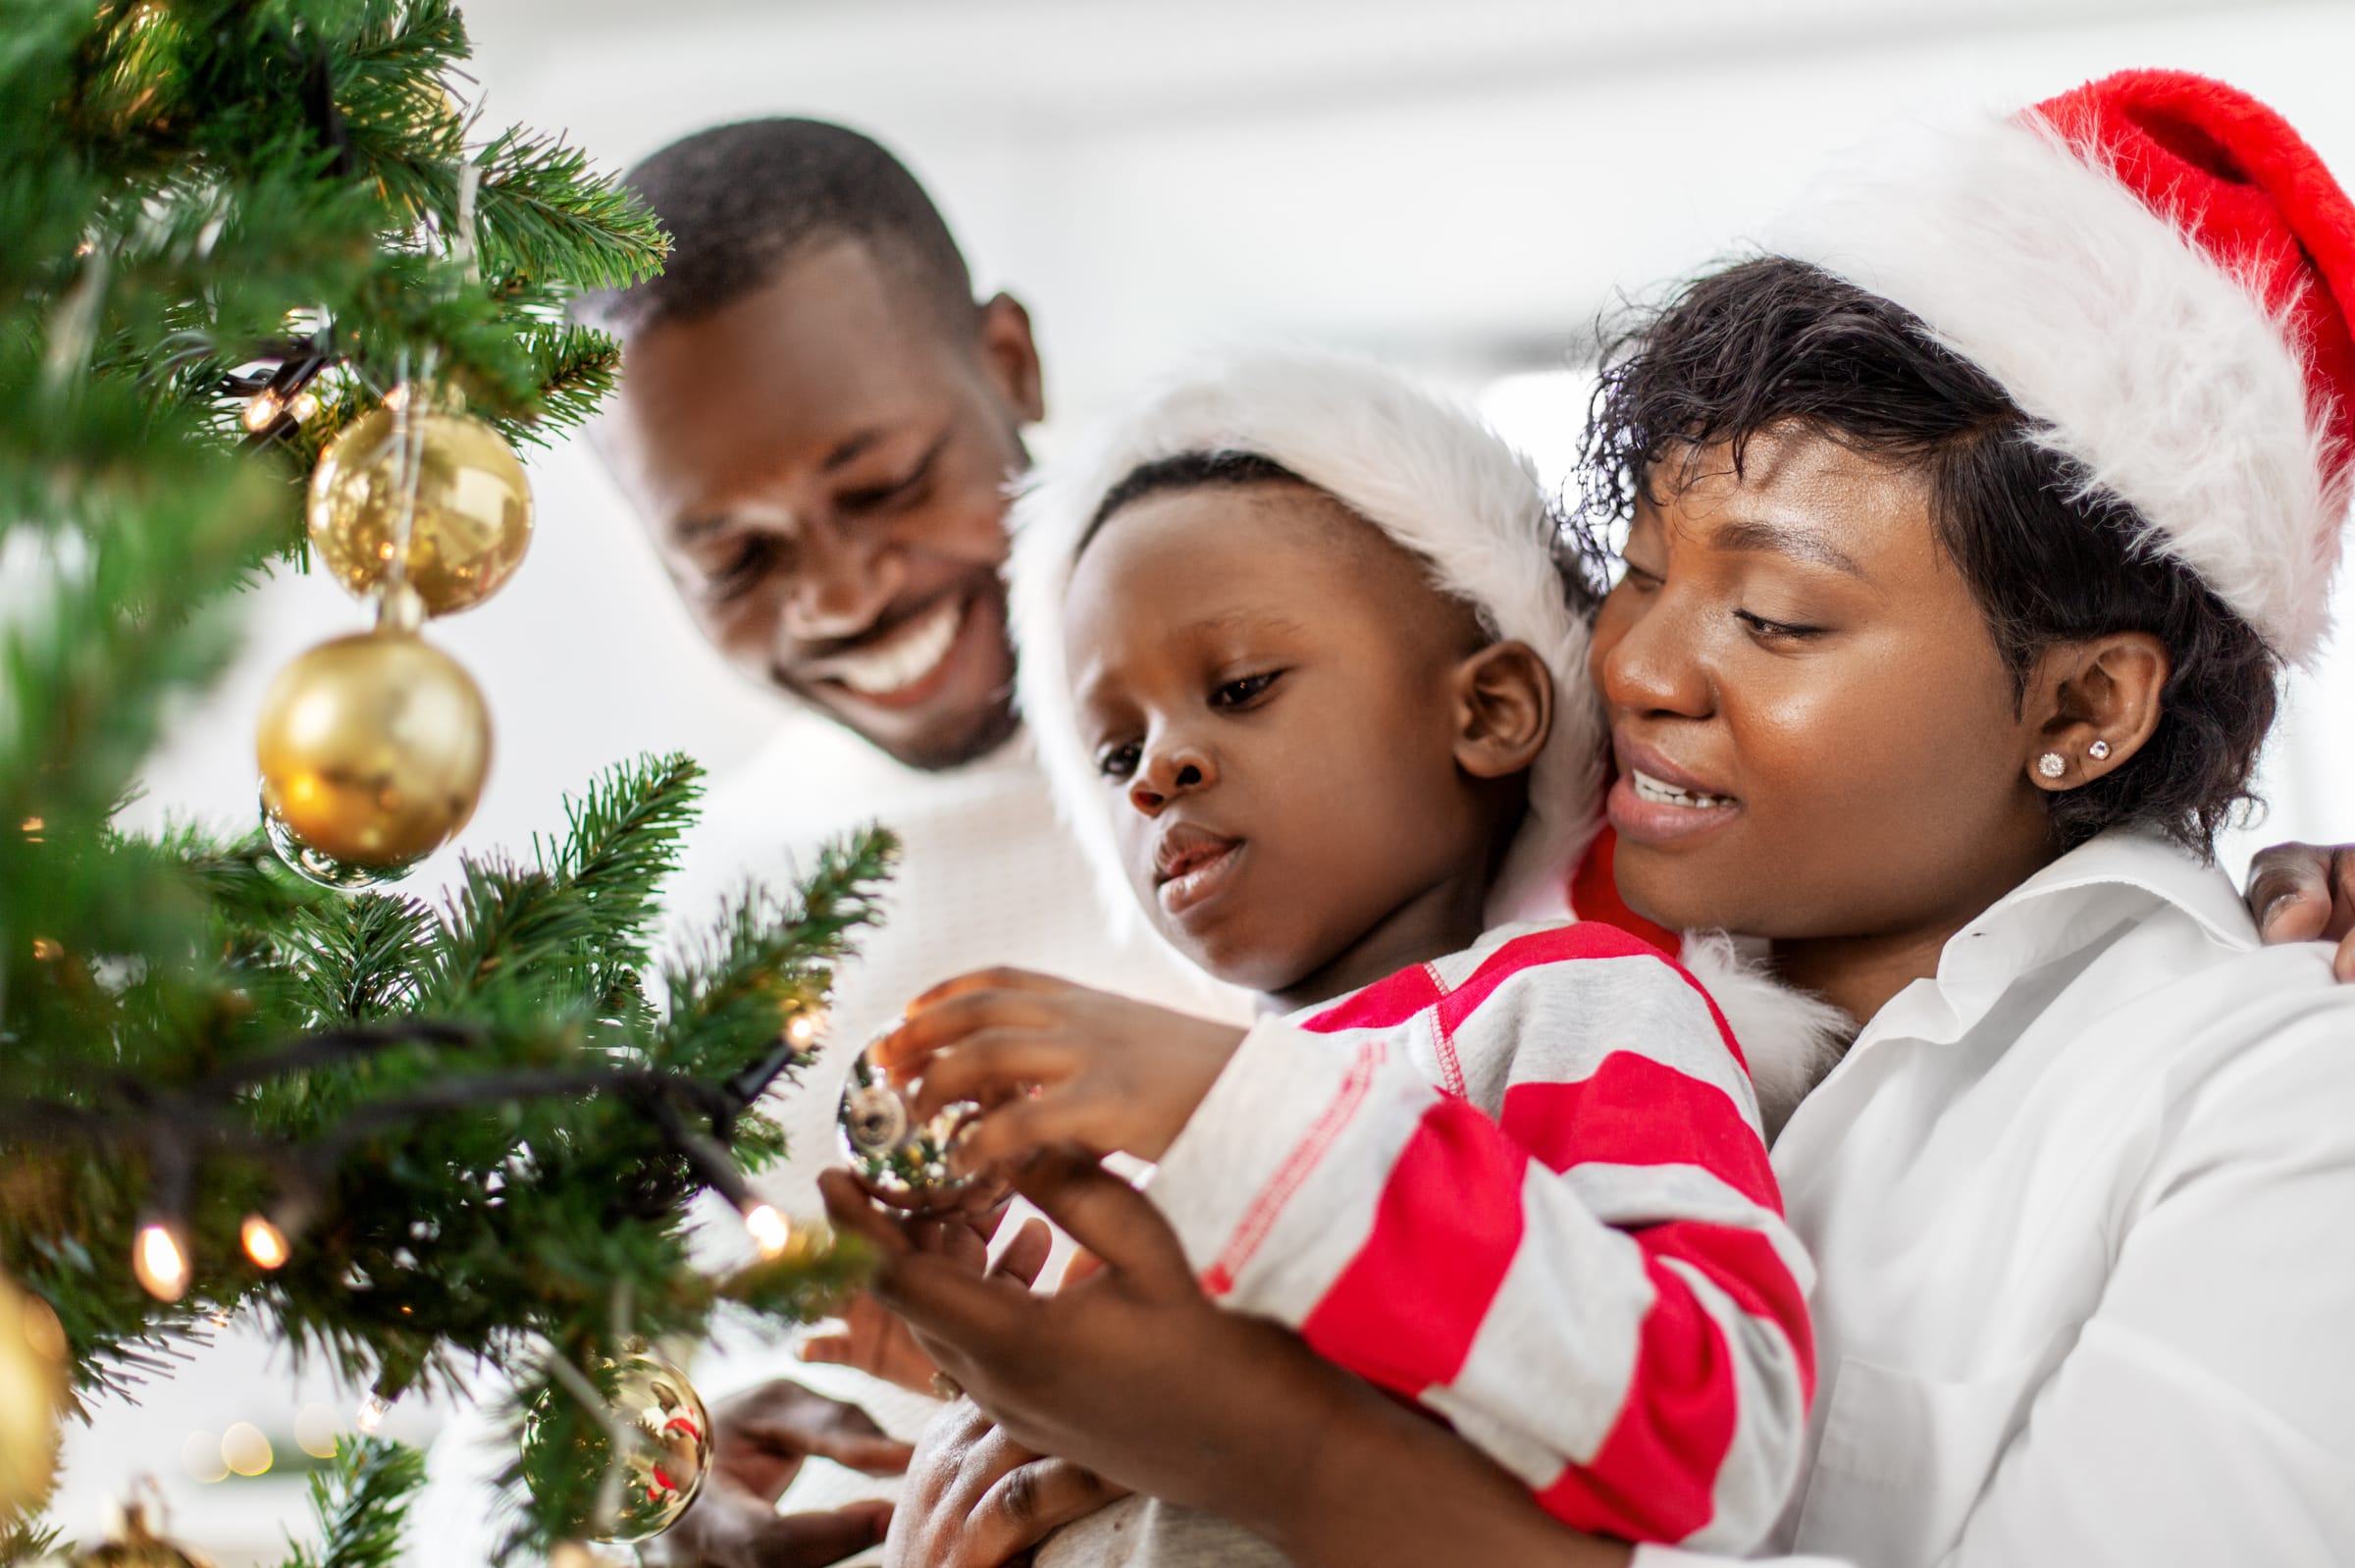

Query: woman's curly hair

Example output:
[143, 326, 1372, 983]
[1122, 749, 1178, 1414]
[1567, 256, 2279, 857]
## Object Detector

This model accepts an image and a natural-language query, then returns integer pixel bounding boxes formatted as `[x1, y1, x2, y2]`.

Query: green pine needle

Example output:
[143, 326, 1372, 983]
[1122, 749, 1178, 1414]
[280, 1437, 427, 1568]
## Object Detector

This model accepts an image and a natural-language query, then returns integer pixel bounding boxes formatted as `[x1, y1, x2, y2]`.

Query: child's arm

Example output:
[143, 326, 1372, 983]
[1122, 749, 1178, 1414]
[875, 928, 1811, 1550]
[1147, 922, 1811, 1553]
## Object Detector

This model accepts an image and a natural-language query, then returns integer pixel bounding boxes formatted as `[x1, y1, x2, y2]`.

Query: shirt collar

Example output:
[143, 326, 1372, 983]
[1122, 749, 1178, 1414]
[1884, 829, 2256, 1045]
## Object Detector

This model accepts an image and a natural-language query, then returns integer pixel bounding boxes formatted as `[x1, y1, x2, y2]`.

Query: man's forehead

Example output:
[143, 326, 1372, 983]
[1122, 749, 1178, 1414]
[610, 246, 968, 510]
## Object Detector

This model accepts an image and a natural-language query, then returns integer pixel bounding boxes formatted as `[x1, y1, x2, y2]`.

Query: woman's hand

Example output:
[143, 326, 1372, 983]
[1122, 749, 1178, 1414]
[820, 1153, 1635, 1568]
[883, 1398, 1130, 1568]
[2251, 841, 2355, 980]
[874, 968, 1245, 1168]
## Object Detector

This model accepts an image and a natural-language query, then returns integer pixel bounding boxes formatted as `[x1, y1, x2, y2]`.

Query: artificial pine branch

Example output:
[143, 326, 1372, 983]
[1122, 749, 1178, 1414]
[280, 1437, 427, 1568]
[0, 5, 908, 1554]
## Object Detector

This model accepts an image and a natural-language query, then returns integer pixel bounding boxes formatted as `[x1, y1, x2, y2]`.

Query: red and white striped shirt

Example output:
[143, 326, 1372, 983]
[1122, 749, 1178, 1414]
[1147, 917, 1815, 1551]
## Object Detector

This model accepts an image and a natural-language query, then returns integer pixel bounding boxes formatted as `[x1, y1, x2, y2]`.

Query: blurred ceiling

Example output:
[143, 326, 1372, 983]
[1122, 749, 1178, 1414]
[462, 0, 2284, 129]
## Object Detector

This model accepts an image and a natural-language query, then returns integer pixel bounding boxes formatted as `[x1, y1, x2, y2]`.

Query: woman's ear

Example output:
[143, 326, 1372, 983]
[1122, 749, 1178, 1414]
[2020, 631, 2169, 791]
[1453, 642, 1553, 780]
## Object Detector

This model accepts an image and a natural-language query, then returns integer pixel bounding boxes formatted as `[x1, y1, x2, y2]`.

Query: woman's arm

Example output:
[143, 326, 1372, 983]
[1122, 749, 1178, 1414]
[821, 1155, 1636, 1568]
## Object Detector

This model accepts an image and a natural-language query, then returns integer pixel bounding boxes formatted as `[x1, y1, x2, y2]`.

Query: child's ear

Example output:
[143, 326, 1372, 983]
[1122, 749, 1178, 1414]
[1452, 641, 1552, 779]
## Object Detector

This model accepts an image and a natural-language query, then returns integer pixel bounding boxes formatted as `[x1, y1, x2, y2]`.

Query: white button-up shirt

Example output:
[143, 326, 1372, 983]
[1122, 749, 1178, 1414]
[1642, 828, 2355, 1568]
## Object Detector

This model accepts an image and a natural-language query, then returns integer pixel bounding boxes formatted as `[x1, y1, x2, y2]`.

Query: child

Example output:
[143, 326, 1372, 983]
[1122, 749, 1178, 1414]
[871, 350, 1813, 1552]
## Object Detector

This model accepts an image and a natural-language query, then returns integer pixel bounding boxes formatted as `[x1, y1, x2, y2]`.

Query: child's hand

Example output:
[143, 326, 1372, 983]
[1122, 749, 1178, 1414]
[875, 967, 1246, 1168]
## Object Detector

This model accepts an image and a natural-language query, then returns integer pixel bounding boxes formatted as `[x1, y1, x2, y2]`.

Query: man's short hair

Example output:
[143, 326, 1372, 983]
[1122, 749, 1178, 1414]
[577, 118, 974, 337]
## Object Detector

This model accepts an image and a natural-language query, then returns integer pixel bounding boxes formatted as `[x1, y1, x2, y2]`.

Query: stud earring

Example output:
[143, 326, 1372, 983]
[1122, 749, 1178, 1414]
[2036, 752, 2067, 779]
[2088, 739, 2112, 761]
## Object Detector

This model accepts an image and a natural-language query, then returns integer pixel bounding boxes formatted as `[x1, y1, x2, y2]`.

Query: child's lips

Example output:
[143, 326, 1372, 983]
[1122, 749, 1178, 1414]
[1157, 839, 1245, 918]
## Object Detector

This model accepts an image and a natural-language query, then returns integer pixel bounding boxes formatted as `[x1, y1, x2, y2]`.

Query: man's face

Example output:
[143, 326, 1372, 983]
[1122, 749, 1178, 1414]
[602, 238, 1041, 770]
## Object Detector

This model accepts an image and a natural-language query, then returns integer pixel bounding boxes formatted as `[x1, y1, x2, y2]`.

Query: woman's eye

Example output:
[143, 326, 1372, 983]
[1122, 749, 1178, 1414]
[1097, 742, 1141, 780]
[1210, 671, 1282, 709]
[1734, 608, 1826, 642]
[1618, 558, 1664, 590]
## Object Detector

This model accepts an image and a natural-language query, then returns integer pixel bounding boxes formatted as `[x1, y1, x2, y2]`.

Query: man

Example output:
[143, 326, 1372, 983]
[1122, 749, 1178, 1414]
[418, 117, 2355, 1568]
[570, 119, 1240, 1568]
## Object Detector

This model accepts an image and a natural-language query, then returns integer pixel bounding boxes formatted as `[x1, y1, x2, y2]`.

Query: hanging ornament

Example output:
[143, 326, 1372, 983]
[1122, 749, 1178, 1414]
[838, 1028, 981, 1213]
[306, 404, 533, 618]
[66, 1484, 215, 1568]
[254, 628, 491, 870]
[258, 800, 417, 890]
[0, 1271, 68, 1516]
[521, 1348, 712, 1544]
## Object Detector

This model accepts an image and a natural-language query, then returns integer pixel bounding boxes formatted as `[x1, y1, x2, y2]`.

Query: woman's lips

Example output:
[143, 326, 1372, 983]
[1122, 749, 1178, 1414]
[1606, 766, 1743, 846]
[1157, 839, 1244, 918]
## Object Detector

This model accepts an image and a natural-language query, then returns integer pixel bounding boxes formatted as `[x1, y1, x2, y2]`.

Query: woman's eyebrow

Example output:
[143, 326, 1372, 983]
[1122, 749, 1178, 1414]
[1713, 516, 1866, 577]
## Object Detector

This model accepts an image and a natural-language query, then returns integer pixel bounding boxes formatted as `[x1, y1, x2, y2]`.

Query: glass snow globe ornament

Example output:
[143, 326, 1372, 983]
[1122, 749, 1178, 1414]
[520, 1346, 711, 1544]
[837, 1027, 980, 1212]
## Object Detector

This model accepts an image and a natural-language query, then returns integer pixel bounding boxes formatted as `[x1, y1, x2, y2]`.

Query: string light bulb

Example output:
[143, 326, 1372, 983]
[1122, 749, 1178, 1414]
[288, 390, 320, 423]
[741, 1201, 790, 1260]
[132, 1219, 190, 1301]
[241, 390, 284, 432]
[356, 1390, 390, 1435]
[240, 1213, 288, 1270]
[784, 1008, 825, 1048]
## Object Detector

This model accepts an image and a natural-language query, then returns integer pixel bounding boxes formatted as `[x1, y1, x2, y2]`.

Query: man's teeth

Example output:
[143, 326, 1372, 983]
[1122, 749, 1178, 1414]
[832, 600, 965, 697]
[1630, 768, 1735, 810]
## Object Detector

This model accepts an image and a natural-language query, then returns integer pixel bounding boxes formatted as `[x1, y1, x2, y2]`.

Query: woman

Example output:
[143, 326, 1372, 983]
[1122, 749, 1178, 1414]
[824, 70, 2355, 1567]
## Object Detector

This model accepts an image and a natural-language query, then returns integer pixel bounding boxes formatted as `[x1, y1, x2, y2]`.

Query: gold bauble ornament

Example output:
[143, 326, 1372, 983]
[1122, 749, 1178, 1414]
[306, 405, 533, 617]
[66, 1491, 214, 1568]
[254, 630, 491, 868]
[522, 1349, 712, 1544]
[259, 798, 416, 890]
[0, 1271, 68, 1516]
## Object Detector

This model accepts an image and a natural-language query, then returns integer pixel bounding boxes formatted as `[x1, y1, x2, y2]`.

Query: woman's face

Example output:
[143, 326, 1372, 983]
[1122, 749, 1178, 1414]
[1588, 427, 2056, 945]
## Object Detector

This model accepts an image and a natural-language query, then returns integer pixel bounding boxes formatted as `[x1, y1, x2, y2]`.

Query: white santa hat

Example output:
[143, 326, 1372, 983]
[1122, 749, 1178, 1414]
[1008, 349, 1853, 1128]
[1764, 69, 2355, 665]
[1007, 346, 1605, 935]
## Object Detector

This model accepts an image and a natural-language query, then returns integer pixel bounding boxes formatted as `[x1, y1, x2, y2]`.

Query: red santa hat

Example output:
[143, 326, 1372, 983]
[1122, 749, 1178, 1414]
[1766, 69, 2355, 665]
[1008, 347, 1606, 933]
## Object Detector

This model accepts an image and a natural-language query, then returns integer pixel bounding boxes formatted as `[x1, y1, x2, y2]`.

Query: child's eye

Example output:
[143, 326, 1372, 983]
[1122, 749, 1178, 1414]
[1096, 741, 1141, 780]
[1733, 608, 1825, 643]
[1209, 671, 1282, 709]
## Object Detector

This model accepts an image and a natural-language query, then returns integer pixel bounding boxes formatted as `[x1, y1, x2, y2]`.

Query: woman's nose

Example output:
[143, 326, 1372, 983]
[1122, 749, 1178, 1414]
[1598, 588, 1714, 720]
[1127, 742, 1217, 814]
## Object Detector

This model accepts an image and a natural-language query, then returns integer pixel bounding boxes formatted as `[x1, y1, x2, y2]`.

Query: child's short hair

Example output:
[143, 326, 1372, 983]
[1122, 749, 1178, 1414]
[1010, 348, 1602, 929]
[1572, 256, 2277, 855]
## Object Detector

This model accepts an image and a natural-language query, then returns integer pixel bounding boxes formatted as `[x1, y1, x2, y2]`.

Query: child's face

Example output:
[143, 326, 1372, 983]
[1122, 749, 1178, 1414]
[1063, 481, 1509, 1002]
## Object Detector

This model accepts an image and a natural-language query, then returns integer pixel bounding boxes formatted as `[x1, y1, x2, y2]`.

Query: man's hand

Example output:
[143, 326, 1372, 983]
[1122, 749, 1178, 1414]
[659, 1381, 914, 1568]
[2250, 841, 2355, 981]
[874, 968, 1245, 1171]
[799, 1289, 940, 1396]
[882, 1399, 1129, 1568]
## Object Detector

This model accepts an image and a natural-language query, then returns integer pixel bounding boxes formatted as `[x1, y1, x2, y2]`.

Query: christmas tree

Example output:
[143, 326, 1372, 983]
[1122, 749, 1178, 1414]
[0, 2, 888, 1559]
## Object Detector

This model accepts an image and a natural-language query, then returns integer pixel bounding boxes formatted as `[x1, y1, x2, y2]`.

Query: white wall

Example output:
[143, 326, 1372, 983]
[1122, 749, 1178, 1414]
[70, 2, 2355, 1559]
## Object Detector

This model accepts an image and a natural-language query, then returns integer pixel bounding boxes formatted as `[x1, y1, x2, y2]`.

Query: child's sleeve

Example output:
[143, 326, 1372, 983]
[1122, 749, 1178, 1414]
[1146, 923, 1814, 1553]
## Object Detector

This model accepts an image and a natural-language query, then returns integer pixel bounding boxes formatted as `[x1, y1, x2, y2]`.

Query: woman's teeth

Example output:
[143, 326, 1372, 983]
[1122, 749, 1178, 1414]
[832, 599, 965, 697]
[1629, 768, 1735, 810]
